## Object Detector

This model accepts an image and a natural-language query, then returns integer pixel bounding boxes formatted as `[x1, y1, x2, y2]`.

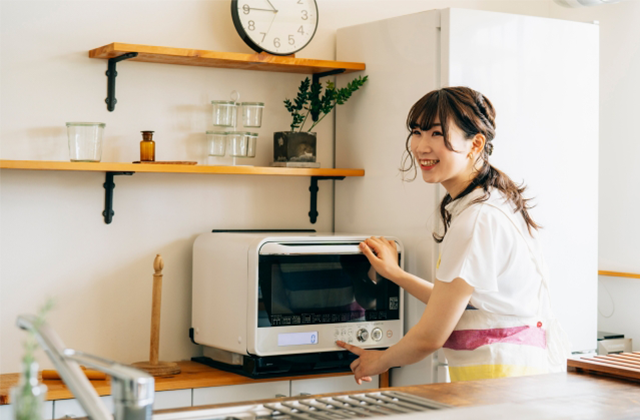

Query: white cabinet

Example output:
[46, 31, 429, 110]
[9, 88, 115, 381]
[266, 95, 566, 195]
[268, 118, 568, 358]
[0, 401, 54, 420]
[154, 390, 192, 410]
[193, 382, 289, 407]
[290, 375, 379, 397]
[53, 396, 113, 419]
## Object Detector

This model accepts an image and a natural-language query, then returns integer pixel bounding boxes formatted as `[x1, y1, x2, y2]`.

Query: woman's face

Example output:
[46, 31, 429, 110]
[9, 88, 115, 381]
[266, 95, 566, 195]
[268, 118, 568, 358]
[410, 119, 476, 197]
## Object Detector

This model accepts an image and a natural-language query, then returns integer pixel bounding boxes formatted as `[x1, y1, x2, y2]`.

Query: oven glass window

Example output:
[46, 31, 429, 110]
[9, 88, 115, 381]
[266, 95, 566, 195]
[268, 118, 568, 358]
[258, 254, 400, 327]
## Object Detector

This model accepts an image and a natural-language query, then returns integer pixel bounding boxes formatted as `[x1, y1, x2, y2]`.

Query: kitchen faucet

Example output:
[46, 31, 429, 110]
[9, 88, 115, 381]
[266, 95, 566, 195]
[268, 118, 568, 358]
[16, 315, 154, 420]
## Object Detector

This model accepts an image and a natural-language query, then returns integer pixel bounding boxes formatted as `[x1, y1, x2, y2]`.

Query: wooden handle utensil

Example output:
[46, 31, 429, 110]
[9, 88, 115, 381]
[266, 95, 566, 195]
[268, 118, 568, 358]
[42, 368, 106, 381]
[131, 255, 181, 376]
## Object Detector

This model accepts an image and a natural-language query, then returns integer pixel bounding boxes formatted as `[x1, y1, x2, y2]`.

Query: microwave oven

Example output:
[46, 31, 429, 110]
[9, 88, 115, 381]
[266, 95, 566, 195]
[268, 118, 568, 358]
[191, 231, 404, 377]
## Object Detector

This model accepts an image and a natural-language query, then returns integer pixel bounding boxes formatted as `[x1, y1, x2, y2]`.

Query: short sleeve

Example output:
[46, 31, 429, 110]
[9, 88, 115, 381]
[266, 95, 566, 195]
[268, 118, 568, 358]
[436, 204, 502, 292]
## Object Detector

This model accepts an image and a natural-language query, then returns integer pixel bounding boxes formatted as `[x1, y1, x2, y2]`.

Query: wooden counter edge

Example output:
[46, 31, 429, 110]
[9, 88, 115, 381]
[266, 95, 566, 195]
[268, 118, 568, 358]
[0, 361, 387, 404]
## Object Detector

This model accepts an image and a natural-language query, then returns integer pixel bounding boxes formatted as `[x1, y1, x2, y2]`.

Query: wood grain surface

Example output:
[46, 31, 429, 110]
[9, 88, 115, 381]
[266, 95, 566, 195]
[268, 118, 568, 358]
[153, 371, 640, 420]
[0, 160, 364, 177]
[0, 361, 383, 404]
[568, 352, 640, 382]
[88, 43, 365, 75]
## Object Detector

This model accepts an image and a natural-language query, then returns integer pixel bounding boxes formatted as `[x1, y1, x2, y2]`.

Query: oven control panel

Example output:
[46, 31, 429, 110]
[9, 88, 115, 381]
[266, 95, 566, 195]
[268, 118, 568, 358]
[334, 326, 386, 344]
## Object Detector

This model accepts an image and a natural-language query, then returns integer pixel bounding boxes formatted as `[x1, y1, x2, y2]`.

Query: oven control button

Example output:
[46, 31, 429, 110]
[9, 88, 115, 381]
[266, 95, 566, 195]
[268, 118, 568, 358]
[371, 327, 383, 342]
[356, 328, 369, 342]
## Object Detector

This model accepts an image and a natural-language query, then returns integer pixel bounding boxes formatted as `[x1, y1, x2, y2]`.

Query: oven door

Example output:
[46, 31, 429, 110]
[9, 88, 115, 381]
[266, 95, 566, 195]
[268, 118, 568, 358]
[248, 241, 403, 356]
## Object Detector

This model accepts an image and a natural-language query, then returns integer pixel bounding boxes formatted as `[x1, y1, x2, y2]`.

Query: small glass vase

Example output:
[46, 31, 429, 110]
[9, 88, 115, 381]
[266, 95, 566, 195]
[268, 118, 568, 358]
[10, 361, 47, 420]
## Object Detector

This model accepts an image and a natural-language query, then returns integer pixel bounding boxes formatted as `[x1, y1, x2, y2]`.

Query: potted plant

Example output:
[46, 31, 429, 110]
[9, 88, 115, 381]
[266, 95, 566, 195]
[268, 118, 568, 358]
[274, 75, 368, 166]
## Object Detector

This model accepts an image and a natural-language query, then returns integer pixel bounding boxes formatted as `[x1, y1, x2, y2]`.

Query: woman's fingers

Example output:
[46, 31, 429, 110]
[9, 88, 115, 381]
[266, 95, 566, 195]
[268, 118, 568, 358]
[336, 340, 364, 356]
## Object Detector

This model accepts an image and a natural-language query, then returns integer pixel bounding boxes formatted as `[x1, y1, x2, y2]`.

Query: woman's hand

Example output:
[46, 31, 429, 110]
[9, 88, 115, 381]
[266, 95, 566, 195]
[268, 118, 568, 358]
[336, 340, 388, 384]
[360, 236, 403, 282]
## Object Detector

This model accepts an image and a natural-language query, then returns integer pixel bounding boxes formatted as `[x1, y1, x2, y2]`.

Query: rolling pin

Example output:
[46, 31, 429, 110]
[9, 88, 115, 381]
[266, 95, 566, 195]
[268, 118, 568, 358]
[42, 367, 107, 381]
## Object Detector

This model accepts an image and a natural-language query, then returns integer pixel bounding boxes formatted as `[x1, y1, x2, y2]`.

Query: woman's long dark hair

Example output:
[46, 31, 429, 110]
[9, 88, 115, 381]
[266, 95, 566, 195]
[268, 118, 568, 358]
[401, 87, 540, 243]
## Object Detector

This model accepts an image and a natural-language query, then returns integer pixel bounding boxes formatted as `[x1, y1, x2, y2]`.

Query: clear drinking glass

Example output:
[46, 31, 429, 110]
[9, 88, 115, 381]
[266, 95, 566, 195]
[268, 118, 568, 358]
[241, 102, 264, 128]
[10, 361, 47, 420]
[206, 131, 227, 156]
[227, 131, 248, 157]
[246, 133, 258, 158]
[211, 101, 237, 127]
[66, 122, 105, 162]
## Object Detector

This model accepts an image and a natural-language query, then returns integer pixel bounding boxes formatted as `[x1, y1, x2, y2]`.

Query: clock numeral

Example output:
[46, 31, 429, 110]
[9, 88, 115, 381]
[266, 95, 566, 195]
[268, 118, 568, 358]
[242, 4, 250, 14]
[288, 35, 295, 45]
[301, 10, 308, 20]
[248, 20, 255, 31]
[297, 26, 304, 35]
[260, 32, 267, 42]
[274, 38, 281, 48]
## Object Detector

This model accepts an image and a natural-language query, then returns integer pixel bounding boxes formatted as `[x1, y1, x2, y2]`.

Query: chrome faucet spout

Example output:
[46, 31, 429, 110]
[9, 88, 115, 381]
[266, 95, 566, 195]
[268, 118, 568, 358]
[16, 315, 154, 420]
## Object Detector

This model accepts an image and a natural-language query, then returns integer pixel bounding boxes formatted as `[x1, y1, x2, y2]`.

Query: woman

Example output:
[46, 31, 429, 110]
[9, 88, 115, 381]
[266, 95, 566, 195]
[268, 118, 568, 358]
[336, 87, 570, 383]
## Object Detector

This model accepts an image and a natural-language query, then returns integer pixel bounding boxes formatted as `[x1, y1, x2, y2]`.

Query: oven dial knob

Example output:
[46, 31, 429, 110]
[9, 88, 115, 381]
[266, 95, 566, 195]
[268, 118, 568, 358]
[356, 328, 369, 342]
[371, 327, 383, 342]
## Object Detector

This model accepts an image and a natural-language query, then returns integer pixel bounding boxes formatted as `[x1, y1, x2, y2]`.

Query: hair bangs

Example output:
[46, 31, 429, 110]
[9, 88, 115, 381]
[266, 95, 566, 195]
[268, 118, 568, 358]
[407, 91, 446, 132]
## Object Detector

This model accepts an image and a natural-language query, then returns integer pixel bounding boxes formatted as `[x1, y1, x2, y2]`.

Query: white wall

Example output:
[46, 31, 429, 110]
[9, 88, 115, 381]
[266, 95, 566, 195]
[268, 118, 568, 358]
[1, 0, 636, 374]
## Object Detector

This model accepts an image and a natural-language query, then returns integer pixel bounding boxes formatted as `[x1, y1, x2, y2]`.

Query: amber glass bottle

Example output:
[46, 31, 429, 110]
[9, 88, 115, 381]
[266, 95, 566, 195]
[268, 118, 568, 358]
[140, 131, 155, 162]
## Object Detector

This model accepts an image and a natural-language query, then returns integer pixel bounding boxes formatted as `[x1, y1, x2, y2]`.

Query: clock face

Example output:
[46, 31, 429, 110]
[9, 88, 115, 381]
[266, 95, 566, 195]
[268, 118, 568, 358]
[231, 0, 319, 56]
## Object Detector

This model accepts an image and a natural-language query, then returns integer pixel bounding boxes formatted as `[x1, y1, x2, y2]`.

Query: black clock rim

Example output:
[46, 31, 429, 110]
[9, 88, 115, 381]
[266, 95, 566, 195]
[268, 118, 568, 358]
[230, 0, 319, 56]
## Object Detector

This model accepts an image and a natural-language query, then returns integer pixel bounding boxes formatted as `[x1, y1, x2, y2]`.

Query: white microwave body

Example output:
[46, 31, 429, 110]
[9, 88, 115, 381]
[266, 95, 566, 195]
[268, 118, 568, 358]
[192, 232, 405, 357]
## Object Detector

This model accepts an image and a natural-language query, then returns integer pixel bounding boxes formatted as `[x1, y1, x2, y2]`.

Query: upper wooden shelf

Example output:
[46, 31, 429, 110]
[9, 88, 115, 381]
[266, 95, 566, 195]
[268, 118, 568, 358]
[0, 160, 364, 178]
[89, 43, 366, 75]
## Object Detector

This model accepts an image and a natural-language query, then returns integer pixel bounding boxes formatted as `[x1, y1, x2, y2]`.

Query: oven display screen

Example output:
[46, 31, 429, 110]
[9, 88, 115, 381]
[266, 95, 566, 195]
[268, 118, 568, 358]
[278, 331, 318, 346]
[258, 254, 400, 328]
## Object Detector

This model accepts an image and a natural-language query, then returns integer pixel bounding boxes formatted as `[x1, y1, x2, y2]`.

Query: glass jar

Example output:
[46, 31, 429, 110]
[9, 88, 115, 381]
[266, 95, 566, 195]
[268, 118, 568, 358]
[240, 102, 264, 128]
[227, 131, 248, 157]
[66, 122, 105, 162]
[211, 101, 237, 127]
[206, 131, 227, 156]
[10, 361, 47, 420]
[246, 133, 258, 158]
[140, 131, 155, 162]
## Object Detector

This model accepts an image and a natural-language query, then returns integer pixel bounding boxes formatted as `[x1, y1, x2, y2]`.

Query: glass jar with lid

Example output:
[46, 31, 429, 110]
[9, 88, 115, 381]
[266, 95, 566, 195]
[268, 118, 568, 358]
[206, 131, 227, 156]
[246, 133, 258, 158]
[211, 101, 237, 127]
[240, 102, 264, 128]
[227, 131, 248, 157]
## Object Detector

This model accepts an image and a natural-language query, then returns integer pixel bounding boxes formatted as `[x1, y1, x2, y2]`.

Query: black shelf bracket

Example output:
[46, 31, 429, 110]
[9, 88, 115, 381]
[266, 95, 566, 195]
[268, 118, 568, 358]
[105, 52, 138, 112]
[311, 69, 346, 122]
[309, 176, 345, 224]
[103, 171, 134, 224]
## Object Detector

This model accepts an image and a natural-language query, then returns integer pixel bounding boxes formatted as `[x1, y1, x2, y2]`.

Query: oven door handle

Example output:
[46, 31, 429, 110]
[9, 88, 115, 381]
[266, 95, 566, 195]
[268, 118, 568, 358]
[259, 244, 364, 255]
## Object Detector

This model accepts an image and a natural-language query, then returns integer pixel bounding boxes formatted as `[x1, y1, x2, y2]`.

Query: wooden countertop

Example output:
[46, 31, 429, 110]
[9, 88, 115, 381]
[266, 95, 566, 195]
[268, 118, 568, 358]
[0, 361, 385, 404]
[3, 363, 639, 418]
[160, 371, 640, 420]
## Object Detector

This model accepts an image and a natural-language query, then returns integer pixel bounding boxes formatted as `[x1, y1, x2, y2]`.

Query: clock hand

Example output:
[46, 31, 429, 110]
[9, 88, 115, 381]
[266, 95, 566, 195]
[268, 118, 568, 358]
[264, 13, 277, 37]
[264, 0, 278, 12]
[245, 7, 277, 12]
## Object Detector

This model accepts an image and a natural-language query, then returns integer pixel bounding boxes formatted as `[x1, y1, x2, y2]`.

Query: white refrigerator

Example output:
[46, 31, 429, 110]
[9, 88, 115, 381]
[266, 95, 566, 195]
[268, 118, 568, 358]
[334, 8, 599, 386]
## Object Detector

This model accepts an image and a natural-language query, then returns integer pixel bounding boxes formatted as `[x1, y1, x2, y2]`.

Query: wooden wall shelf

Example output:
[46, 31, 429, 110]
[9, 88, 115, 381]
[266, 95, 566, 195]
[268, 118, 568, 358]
[88, 43, 366, 111]
[0, 160, 363, 177]
[0, 160, 364, 225]
[89, 43, 366, 75]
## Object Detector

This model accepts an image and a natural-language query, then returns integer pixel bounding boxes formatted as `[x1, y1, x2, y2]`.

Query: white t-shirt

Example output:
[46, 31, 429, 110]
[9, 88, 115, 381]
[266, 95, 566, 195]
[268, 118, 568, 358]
[435, 188, 545, 317]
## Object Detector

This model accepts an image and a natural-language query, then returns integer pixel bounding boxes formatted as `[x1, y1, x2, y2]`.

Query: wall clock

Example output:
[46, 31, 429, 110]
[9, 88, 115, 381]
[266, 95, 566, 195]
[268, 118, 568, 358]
[231, 0, 319, 56]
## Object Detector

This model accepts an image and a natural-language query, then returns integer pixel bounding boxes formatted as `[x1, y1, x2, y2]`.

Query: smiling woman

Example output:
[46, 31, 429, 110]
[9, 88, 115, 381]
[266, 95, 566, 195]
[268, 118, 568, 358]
[337, 87, 572, 383]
